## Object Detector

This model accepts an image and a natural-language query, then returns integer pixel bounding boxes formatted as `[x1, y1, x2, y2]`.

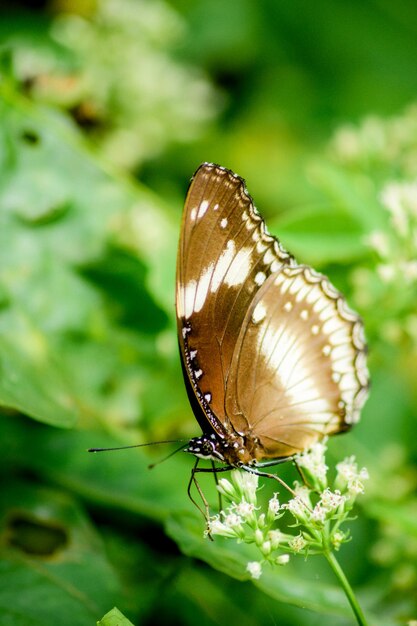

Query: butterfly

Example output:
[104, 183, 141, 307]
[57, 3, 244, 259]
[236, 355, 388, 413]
[176, 163, 369, 475]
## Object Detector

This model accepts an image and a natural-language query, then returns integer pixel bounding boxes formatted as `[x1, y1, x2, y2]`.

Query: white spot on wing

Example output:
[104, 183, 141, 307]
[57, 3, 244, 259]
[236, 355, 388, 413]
[181, 280, 197, 319]
[194, 263, 214, 313]
[255, 271, 266, 286]
[220, 217, 228, 229]
[224, 247, 252, 287]
[252, 301, 266, 324]
[197, 200, 209, 220]
[190, 207, 197, 221]
[211, 240, 236, 292]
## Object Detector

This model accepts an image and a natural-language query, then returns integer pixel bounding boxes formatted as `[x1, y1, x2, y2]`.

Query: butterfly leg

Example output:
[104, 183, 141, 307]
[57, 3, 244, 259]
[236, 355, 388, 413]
[211, 460, 224, 512]
[187, 459, 214, 538]
[242, 465, 299, 499]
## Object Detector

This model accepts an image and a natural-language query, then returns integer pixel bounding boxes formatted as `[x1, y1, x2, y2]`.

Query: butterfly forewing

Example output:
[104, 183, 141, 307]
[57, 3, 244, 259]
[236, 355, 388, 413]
[176, 163, 294, 435]
[225, 265, 368, 458]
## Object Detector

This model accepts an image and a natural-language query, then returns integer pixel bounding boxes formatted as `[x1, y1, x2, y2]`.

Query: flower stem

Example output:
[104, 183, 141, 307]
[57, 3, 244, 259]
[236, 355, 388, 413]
[324, 550, 369, 626]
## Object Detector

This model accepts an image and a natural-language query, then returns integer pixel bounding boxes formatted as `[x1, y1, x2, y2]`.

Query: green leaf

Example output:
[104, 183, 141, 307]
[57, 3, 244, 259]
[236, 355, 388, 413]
[0, 480, 122, 626]
[97, 607, 134, 626]
[0, 84, 175, 428]
[0, 413, 194, 522]
[272, 203, 368, 265]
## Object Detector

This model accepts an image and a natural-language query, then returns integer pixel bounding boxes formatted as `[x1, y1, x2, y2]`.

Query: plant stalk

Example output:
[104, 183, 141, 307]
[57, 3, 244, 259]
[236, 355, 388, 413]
[324, 550, 369, 626]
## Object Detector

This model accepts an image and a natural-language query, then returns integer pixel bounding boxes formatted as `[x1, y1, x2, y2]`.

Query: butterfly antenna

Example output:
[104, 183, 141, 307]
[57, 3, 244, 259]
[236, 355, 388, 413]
[148, 443, 186, 469]
[88, 439, 187, 453]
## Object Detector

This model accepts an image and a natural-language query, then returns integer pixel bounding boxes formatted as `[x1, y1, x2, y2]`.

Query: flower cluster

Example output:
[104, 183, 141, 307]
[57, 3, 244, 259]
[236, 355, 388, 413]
[329, 104, 417, 176]
[325, 103, 417, 352]
[365, 181, 417, 288]
[8, 0, 219, 170]
[207, 439, 368, 580]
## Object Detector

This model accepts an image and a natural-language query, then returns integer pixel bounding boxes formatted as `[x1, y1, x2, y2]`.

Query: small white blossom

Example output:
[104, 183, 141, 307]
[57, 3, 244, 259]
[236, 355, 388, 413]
[347, 478, 366, 497]
[285, 496, 309, 522]
[223, 513, 243, 529]
[366, 230, 390, 256]
[234, 500, 256, 520]
[359, 467, 369, 481]
[289, 533, 308, 552]
[335, 457, 369, 495]
[292, 483, 312, 505]
[403, 260, 417, 280]
[311, 503, 326, 524]
[217, 478, 236, 499]
[268, 529, 286, 549]
[254, 529, 264, 546]
[275, 553, 290, 565]
[332, 530, 346, 549]
[232, 470, 259, 503]
[381, 181, 417, 237]
[295, 440, 328, 489]
[257, 513, 266, 528]
[320, 489, 346, 513]
[246, 561, 262, 579]
[261, 540, 272, 556]
[207, 516, 237, 538]
[335, 456, 358, 489]
[268, 493, 281, 519]
[377, 264, 396, 283]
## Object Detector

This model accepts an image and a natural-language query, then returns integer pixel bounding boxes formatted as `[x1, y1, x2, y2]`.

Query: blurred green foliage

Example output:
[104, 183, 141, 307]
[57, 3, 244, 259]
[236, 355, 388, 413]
[0, 1, 416, 625]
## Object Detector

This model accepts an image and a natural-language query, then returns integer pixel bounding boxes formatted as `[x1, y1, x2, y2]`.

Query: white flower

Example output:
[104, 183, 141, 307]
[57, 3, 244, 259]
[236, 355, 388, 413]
[311, 503, 326, 524]
[285, 496, 309, 522]
[347, 478, 366, 496]
[268, 493, 281, 519]
[403, 260, 417, 281]
[377, 264, 396, 283]
[232, 470, 259, 503]
[366, 230, 390, 256]
[223, 513, 243, 529]
[254, 529, 264, 546]
[332, 530, 346, 549]
[246, 561, 262, 579]
[335, 456, 369, 495]
[320, 488, 346, 513]
[381, 181, 417, 237]
[292, 483, 312, 505]
[268, 529, 286, 549]
[217, 477, 236, 499]
[207, 515, 237, 538]
[289, 533, 308, 552]
[295, 439, 328, 489]
[275, 553, 290, 565]
[335, 456, 358, 489]
[234, 500, 256, 520]
[261, 540, 272, 557]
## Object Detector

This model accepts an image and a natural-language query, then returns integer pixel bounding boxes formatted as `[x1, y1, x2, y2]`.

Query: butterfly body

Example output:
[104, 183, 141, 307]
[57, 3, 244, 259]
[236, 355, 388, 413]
[176, 163, 369, 469]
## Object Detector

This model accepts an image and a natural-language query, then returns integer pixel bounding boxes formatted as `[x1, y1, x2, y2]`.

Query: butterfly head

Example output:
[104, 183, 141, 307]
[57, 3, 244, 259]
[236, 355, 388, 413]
[185, 433, 227, 463]
[185, 432, 259, 467]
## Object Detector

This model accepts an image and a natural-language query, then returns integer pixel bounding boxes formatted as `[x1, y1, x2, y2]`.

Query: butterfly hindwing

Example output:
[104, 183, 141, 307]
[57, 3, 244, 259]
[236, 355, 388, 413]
[225, 265, 368, 459]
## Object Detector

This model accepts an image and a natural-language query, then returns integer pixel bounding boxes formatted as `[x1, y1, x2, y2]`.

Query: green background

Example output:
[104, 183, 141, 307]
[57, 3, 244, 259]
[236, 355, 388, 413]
[0, 1, 416, 624]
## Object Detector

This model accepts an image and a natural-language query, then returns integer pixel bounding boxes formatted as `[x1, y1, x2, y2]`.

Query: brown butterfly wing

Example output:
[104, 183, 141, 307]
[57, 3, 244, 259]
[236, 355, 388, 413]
[176, 163, 294, 436]
[225, 265, 369, 459]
